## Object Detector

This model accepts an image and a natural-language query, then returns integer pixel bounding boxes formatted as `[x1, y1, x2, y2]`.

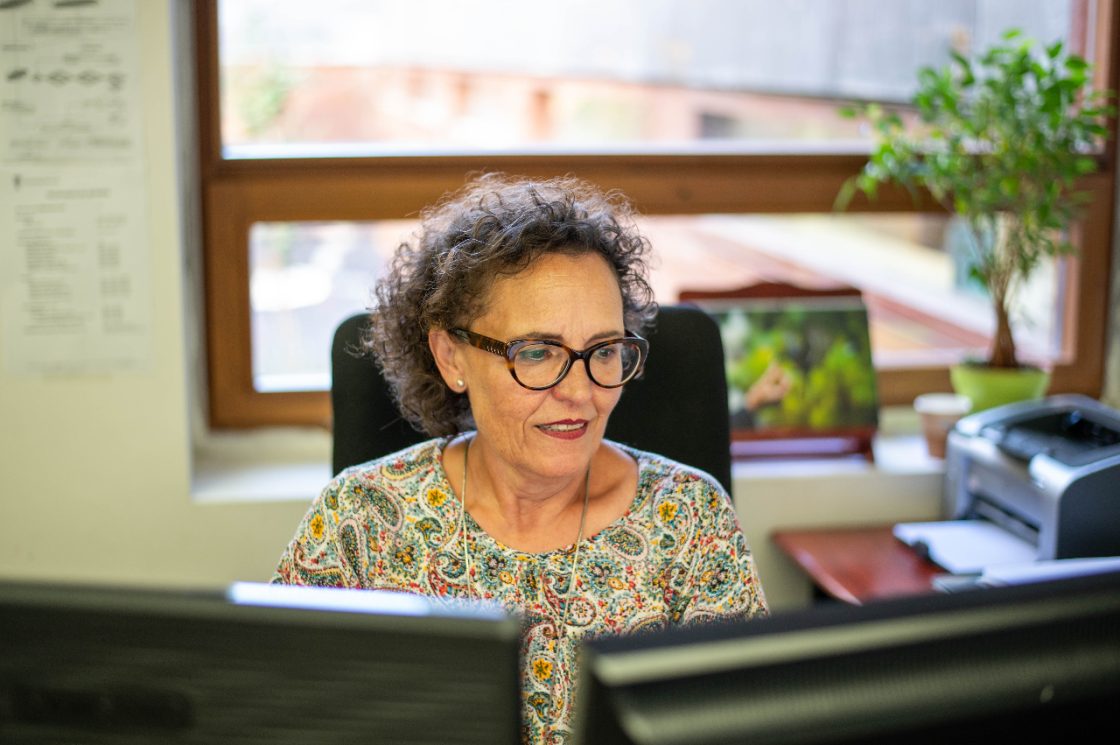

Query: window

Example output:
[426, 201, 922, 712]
[196, 0, 1119, 428]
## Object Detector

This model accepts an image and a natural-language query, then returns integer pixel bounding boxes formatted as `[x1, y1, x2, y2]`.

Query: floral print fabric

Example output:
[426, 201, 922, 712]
[272, 437, 767, 744]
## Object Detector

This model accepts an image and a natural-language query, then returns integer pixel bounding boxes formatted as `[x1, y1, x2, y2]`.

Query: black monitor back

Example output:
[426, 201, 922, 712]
[574, 571, 1120, 745]
[0, 581, 522, 744]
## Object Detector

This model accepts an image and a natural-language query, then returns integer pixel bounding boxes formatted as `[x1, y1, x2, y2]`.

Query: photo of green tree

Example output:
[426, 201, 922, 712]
[706, 299, 879, 435]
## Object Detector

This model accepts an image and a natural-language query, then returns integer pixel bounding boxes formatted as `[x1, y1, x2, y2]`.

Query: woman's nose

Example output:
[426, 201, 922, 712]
[551, 358, 595, 402]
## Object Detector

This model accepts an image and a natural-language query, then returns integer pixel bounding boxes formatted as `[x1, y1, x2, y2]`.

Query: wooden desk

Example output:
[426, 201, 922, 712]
[772, 525, 945, 605]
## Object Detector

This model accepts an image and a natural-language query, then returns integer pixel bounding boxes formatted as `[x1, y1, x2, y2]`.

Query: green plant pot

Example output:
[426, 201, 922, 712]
[949, 364, 1051, 412]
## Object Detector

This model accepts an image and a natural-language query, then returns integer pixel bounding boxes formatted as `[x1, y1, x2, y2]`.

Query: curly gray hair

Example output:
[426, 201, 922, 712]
[366, 172, 658, 437]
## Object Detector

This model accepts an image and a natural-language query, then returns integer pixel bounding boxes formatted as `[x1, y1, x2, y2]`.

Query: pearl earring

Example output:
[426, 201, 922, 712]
[456, 378, 465, 390]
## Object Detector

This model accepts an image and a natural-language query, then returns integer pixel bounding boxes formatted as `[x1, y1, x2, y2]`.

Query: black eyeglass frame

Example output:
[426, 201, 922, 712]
[449, 327, 649, 391]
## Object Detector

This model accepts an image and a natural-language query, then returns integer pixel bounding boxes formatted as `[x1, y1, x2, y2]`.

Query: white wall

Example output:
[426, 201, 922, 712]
[0, 1, 1116, 610]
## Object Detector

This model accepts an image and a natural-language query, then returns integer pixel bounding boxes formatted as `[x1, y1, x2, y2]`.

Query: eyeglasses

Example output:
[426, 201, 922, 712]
[450, 328, 648, 391]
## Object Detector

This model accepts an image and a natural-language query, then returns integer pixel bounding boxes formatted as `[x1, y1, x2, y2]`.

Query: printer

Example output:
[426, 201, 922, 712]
[943, 394, 1120, 561]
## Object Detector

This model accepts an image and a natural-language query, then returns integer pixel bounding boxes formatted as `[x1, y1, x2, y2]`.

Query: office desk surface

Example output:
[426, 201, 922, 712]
[772, 524, 944, 605]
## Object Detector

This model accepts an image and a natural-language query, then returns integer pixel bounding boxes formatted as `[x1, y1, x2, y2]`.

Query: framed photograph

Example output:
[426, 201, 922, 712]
[682, 285, 879, 460]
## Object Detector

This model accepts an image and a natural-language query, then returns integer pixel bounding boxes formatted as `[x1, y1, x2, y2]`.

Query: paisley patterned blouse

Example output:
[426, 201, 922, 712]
[272, 437, 768, 744]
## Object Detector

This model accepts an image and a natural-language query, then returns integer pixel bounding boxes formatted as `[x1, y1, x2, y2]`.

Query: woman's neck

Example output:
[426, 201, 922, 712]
[443, 433, 638, 553]
[460, 435, 590, 551]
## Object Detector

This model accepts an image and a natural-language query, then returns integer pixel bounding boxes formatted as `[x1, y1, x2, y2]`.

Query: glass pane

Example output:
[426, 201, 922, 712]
[218, 0, 1095, 156]
[249, 221, 407, 392]
[248, 214, 1064, 392]
[638, 214, 1062, 369]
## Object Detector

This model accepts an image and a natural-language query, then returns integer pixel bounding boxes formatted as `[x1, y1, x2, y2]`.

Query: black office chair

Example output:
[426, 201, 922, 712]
[330, 305, 732, 493]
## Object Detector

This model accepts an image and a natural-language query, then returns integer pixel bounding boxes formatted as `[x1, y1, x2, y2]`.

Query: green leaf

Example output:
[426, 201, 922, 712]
[834, 179, 859, 211]
[1075, 157, 1097, 175]
[1065, 55, 1089, 72]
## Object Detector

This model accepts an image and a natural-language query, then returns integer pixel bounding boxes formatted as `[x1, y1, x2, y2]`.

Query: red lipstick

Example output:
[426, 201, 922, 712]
[537, 419, 589, 440]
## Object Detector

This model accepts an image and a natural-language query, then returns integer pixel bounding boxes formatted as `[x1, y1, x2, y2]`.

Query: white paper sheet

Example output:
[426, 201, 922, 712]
[893, 520, 1037, 575]
[0, 0, 142, 163]
[0, 0, 152, 376]
[979, 556, 1120, 587]
[1, 165, 152, 374]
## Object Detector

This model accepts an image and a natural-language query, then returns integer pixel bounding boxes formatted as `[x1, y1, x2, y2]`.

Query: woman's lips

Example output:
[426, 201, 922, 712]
[537, 420, 589, 440]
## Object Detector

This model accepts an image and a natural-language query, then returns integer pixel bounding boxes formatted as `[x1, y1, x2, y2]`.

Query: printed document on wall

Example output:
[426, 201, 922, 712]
[0, 0, 143, 163]
[0, 0, 152, 376]
[1, 165, 152, 375]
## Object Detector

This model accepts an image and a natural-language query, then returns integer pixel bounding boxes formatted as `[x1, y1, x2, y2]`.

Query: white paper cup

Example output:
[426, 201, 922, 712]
[914, 393, 972, 458]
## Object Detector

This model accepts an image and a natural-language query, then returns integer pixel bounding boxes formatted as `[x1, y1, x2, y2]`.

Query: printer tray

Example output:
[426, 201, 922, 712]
[893, 520, 1036, 575]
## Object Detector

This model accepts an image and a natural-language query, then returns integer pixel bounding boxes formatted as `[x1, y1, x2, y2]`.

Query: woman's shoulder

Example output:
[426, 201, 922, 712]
[607, 440, 727, 498]
[313, 437, 457, 526]
[331, 437, 451, 492]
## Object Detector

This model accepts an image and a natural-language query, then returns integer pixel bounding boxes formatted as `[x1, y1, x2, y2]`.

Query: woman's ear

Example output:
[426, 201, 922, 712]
[429, 329, 466, 392]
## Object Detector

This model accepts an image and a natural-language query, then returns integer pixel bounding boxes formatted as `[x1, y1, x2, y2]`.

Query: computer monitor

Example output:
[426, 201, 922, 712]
[0, 581, 523, 744]
[573, 570, 1120, 745]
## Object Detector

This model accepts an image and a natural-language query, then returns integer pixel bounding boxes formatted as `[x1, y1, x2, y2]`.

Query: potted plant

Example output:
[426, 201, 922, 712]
[837, 30, 1114, 411]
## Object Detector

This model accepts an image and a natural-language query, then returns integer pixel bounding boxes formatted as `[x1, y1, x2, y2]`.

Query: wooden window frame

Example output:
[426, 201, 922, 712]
[195, 0, 1119, 430]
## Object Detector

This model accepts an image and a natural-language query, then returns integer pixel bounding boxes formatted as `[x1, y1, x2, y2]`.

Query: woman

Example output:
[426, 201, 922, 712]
[273, 173, 767, 743]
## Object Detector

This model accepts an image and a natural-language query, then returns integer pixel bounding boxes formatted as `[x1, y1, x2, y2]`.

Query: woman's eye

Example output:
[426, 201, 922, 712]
[594, 345, 617, 360]
[517, 346, 553, 364]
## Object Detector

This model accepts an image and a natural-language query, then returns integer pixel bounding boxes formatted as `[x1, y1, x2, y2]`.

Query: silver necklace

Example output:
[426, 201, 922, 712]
[458, 436, 590, 632]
